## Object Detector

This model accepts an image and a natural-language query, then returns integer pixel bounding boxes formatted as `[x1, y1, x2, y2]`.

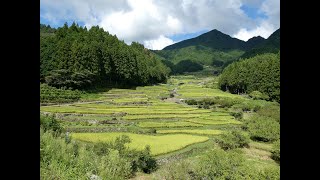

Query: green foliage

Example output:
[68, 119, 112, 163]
[40, 23, 56, 34]
[153, 46, 244, 67]
[230, 111, 243, 120]
[40, 114, 62, 134]
[153, 160, 197, 180]
[241, 29, 280, 59]
[153, 147, 279, 180]
[219, 53, 280, 102]
[216, 130, 250, 150]
[271, 140, 280, 163]
[163, 29, 248, 51]
[135, 146, 157, 173]
[258, 166, 280, 180]
[184, 97, 243, 108]
[249, 91, 270, 100]
[212, 59, 225, 67]
[40, 23, 169, 89]
[244, 115, 280, 142]
[195, 149, 258, 179]
[256, 104, 280, 122]
[169, 60, 203, 74]
[40, 83, 81, 103]
[92, 135, 157, 173]
[40, 131, 157, 179]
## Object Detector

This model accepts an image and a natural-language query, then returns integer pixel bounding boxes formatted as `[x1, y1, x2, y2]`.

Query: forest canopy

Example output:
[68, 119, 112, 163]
[218, 52, 280, 102]
[40, 23, 170, 89]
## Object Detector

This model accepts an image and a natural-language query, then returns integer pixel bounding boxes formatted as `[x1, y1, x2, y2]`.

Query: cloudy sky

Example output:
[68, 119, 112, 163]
[40, 0, 280, 50]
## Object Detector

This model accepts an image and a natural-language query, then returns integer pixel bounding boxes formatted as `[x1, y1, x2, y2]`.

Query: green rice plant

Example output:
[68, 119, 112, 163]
[123, 113, 203, 120]
[157, 129, 223, 135]
[137, 121, 203, 128]
[72, 132, 209, 155]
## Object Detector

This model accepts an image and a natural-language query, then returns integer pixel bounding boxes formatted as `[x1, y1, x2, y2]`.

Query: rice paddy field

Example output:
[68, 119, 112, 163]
[72, 132, 209, 156]
[41, 75, 279, 178]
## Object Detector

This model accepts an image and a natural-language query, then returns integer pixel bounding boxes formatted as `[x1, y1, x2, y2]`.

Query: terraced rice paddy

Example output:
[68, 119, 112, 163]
[72, 132, 209, 155]
[157, 129, 223, 135]
[138, 121, 203, 128]
[41, 75, 243, 156]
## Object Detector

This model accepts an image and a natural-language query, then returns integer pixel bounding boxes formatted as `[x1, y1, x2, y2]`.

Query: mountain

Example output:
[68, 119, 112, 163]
[245, 36, 266, 50]
[153, 28, 279, 70]
[163, 29, 248, 51]
[153, 29, 267, 69]
[240, 29, 280, 59]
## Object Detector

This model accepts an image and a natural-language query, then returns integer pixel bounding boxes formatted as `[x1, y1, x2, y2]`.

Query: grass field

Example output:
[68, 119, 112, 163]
[72, 132, 209, 155]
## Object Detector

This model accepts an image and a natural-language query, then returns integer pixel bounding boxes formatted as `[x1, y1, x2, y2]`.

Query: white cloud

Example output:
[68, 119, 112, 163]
[233, 0, 280, 41]
[143, 35, 175, 50]
[233, 21, 275, 41]
[40, 0, 280, 50]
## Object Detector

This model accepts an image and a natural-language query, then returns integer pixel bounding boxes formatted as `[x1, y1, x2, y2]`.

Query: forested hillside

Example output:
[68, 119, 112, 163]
[219, 52, 280, 102]
[240, 29, 280, 59]
[40, 23, 170, 89]
[152, 29, 275, 75]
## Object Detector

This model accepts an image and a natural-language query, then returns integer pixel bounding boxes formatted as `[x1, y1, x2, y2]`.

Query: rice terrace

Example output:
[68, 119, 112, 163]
[40, 1, 280, 178]
[41, 75, 280, 179]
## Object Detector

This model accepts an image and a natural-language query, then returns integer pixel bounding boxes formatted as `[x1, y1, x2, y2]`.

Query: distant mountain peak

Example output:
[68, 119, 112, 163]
[163, 28, 247, 51]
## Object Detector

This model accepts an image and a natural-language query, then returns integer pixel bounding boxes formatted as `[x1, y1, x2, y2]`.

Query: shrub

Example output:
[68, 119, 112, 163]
[153, 160, 196, 180]
[216, 130, 250, 150]
[271, 139, 280, 163]
[249, 91, 270, 100]
[245, 115, 280, 142]
[259, 166, 280, 179]
[184, 99, 198, 105]
[40, 83, 81, 103]
[40, 114, 62, 134]
[257, 104, 280, 122]
[135, 146, 157, 173]
[41, 131, 157, 180]
[195, 149, 258, 179]
[230, 111, 243, 120]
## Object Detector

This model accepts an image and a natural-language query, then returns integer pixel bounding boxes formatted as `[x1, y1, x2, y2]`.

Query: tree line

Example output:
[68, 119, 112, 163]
[161, 59, 203, 74]
[40, 23, 170, 89]
[218, 52, 280, 102]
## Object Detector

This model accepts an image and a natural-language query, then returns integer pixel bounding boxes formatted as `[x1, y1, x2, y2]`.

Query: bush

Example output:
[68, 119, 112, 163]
[245, 115, 280, 142]
[232, 101, 261, 112]
[230, 111, 243, 120]
[153, 160, 196, 180]
[271, 139, 280, 163]
[40, 114, 62, 134]
[258, 166, 280, 179]
[195, 149, 258, 179]
[135, 146, 157, 173]
[249, 91, 270, 100]
[40, 83, 81, 103]
[216, 130, 250, 150]
[257, 104, 280, 122]
[41, 131, 157, 180]
[184, 99, 198, 105]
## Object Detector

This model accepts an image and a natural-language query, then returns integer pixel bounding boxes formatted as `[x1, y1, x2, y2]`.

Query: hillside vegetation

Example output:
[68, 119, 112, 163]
[219, 53, 280, 102]
[40, 23, 169, 89]
[240, 29, 280, 59]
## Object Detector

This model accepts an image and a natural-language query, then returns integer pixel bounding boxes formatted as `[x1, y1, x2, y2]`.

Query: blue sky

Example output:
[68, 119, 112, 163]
[40, 0, 279, 50]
